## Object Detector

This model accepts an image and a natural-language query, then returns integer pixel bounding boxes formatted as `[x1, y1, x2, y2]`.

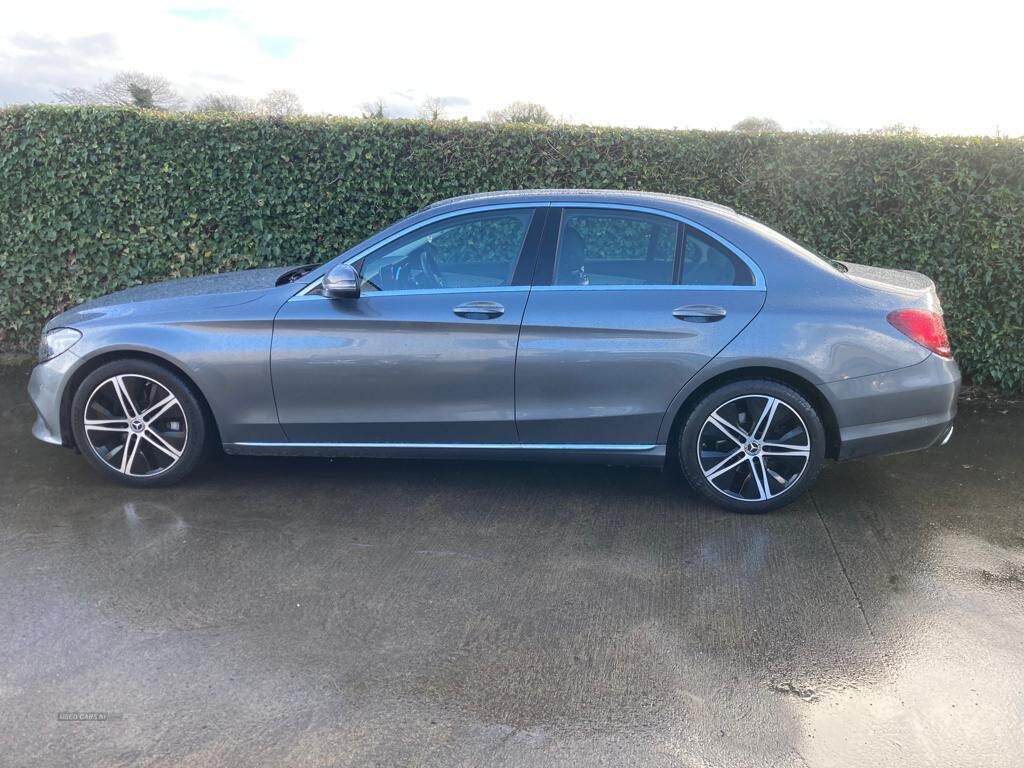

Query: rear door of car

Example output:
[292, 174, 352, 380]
[271, 205, 546, 443]
[514, 205, 767, 446]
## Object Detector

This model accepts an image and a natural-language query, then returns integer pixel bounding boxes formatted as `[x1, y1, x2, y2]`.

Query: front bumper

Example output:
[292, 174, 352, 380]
[824, 354, 960, 461]
[28, 350, 80, 447]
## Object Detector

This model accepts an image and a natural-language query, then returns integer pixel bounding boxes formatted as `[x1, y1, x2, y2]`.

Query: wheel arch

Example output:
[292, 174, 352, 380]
[662, 364, 841, 462]
[60, 349, 221, 449]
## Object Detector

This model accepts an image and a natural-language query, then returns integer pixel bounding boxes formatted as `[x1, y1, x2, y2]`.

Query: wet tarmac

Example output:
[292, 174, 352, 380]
[1, 361, 1022, 767]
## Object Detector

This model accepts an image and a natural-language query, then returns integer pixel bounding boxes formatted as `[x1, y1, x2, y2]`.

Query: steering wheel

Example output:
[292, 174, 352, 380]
[415, 243, 445, 289]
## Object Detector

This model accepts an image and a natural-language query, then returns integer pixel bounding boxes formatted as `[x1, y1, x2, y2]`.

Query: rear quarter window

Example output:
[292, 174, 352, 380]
[681, 228, 755, 286]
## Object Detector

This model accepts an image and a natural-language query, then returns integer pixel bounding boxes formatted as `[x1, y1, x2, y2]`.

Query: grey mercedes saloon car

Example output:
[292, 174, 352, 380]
[28, 190, 959, 512]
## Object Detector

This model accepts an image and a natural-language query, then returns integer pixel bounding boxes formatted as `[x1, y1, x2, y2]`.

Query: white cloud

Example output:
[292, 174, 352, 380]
[1, 0, 1021, 135]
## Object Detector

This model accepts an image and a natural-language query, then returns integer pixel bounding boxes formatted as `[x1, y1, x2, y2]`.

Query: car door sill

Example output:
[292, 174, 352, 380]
[224, 441, 666, 466]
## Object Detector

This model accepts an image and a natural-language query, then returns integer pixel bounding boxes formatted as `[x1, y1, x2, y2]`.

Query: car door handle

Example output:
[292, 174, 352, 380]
[453, 301, 505, 319]
[672, 304, 728, 322]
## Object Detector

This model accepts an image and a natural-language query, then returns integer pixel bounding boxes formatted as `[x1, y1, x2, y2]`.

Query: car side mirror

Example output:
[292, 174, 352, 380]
[322, 263, 360, 299]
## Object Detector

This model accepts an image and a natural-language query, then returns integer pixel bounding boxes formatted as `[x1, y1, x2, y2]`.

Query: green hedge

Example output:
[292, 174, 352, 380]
[2, 106, 1023, 389]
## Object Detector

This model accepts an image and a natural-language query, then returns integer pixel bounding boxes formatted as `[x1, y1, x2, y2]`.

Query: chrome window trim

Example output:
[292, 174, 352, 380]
[293, 202, 545, 299]
[290, 285, 529, 302]
[293, 199, 766, 300]
[556, 202, 765, 290]
[529, 284, 759, 293]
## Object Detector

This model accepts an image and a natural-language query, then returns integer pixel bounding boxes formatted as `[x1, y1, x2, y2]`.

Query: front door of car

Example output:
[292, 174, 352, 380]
[272, 207, 544, 443]
[515, 207, 766, 445]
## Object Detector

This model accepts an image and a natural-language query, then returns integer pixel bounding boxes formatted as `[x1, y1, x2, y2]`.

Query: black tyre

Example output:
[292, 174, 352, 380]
[71, 359, 207, 487]
[678, 379, 825, 513]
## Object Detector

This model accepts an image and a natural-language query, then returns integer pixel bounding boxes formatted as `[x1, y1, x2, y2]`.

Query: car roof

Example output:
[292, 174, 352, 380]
[423, 189, 737, 217]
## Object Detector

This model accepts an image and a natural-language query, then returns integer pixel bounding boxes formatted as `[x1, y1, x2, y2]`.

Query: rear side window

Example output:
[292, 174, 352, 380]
[681, 228, 754, 286]
[552, 210, 679, 286]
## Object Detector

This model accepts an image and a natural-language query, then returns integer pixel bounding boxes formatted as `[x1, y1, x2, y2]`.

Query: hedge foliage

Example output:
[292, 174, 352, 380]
[1, 106, 1022, 388]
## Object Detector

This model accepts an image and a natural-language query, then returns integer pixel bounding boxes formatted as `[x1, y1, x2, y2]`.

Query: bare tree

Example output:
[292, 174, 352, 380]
[418, 96, 448, 121]
[194, 93, 255, 114]
[871, 123, 920, 136]
[360, 98, 390, 119]
[56, 71, 184, 110]
[731, 116, 782, 133]
[486, 101, 552, 125]
[256, 89, 303, 118]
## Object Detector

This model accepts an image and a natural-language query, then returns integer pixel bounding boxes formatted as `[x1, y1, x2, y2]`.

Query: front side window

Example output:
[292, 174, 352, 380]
[358, 210, 534, 292]
[681, 228, 755, 286]
[552, 210, 679, 286]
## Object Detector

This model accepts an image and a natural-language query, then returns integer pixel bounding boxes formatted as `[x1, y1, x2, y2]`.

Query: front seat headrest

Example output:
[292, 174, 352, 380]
[558, 226, 587, 283]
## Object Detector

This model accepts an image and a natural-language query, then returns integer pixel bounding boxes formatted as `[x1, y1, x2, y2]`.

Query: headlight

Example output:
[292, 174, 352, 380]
[38, 328, 82, 362]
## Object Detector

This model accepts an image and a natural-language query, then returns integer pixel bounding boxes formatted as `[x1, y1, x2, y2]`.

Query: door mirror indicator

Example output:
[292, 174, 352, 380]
[323, 264, 360, 299]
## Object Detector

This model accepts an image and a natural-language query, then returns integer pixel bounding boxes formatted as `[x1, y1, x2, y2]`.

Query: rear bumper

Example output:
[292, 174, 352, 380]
[825, 354, 960, 461]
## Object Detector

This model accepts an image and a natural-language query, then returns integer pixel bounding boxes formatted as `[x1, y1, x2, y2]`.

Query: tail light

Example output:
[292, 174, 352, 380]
[887, 309, 952, 358]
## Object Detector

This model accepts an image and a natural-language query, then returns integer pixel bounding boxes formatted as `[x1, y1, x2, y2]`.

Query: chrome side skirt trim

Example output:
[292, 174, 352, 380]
[229, 441, 659, 451]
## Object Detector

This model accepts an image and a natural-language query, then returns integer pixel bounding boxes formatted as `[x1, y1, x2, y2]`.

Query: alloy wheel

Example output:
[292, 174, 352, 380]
[82, 374, 188, 477]
[696, 394, 810, 502]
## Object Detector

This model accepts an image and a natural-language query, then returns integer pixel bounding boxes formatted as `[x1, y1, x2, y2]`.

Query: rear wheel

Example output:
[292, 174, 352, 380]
[678, 379, 825, 513]
[71, 359, 206, 486]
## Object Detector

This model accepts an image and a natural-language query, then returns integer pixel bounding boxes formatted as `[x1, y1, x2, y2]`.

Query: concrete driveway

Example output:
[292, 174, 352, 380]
[1, 361, 1022, 767]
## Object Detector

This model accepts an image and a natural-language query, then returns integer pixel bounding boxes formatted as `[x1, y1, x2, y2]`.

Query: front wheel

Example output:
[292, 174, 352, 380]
[71, 359, 207, 486]
[678, 379, 825, 513]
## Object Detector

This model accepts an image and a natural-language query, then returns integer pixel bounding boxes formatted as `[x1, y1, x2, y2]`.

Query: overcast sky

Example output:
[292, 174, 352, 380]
[2, 0, 1021, 135]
